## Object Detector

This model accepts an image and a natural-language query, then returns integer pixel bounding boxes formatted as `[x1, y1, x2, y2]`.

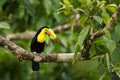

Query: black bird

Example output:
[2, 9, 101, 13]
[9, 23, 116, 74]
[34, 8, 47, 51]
[30, 26, 57, 71]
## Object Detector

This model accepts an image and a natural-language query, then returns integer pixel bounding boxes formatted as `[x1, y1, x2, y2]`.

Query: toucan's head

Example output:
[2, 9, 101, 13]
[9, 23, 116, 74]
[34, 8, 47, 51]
[37, 26, 57, 43]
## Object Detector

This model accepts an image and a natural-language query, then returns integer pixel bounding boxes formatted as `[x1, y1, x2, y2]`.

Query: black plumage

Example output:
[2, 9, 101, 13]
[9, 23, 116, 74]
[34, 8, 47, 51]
[31, 26, 48, 71]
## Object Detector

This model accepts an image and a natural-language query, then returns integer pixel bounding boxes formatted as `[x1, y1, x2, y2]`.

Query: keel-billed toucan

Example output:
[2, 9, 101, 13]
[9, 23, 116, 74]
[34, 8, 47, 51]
[30, 26, 57, 71]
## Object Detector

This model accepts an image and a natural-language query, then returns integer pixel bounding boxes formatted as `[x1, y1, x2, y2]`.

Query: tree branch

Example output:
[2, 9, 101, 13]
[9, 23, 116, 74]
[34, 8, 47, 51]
[92, 4, 120, 39]
[7, 23, 79, 40]
[0, 35, 80, 62]
[80, 4, 120, 59]
[7, 14, 80, 40]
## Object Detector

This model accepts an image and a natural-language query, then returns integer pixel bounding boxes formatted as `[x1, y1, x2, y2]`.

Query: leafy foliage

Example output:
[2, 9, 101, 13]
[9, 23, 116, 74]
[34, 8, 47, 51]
[0, 21, 10, 29]
[0, 0, 120, 80]
[57, 0, 74, 15]
[73, 25, 90, 63]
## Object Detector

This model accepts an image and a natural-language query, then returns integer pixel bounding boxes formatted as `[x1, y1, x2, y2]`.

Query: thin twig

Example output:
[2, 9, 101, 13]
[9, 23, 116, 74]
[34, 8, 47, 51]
[91, 4, 120, 39]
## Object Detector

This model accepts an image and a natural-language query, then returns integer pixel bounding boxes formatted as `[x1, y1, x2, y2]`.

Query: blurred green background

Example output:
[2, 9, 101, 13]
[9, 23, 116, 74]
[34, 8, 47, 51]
[0, 0, 120, 80]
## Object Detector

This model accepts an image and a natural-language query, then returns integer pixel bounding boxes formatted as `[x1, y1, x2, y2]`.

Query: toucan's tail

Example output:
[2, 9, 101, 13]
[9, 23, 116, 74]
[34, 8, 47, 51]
[32, 61, 39, 71]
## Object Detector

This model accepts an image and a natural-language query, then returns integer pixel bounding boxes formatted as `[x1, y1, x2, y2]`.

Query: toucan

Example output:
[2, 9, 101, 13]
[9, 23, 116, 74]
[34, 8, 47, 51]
[30, 26, 57, 71]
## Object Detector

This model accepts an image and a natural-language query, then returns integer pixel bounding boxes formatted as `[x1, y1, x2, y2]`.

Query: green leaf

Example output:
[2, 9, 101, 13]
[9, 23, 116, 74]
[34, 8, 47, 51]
[99, 72, 107, 80]
[17, 5, 25, 19]
[102, 13, 110, 24]
[116, 72, 120, 79]
[93, 15, 102, 25]
[73, 25, 90, 63]
[57, 0, 74, 15]
[113, 64, 120, 78]
[89, 44, 96, 57]
[80, 16, 88, 27]
[0, 22, 10, 29]
[43, 0, 52, 15]
[72, 42, 80, 63]
[99, 3, 105, 9]
[63, 0, 71, 5]
[105, 53, 110, 71]
[24, 0, 35, 17]
[77, 25, 90, 48]
[76, 8, 85, 13]
[59, 2, 64, 6]
[93, 36, 108, 52]
[115, 24, 120, 40]
[64, 10, 71, 15]
[101, 6, 107, 17]
[106, 40, 116, 54]
[97, 1, 106, 7]
[93, 31, 116, 54]
[113, 65, 120, 71]
[106, 4, 117, 12]
[70, 16, 75, 31]
[104, 30, 111, 39]
[94, 36, 108, 45]
[87, 0, 92, 7]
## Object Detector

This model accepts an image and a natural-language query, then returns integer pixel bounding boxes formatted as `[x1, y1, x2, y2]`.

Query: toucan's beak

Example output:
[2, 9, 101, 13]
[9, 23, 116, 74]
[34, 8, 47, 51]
[47, 31, 51, 36]
[47, 29, 57, 42]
